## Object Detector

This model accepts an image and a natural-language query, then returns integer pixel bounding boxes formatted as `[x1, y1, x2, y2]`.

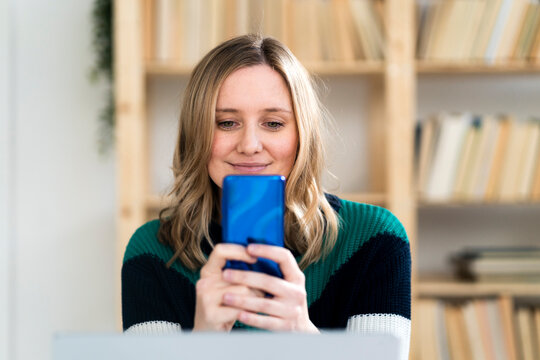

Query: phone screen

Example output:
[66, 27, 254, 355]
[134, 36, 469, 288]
[221, 175, 285, 278]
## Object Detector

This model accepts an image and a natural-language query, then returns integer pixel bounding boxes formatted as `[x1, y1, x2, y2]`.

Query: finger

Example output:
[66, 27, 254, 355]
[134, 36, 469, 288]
[202, 244, 257, 277]
[237, 311, 288, 331]
[206, 306, 242, 325]
[246, 245, 304, 283]
[222, 292, 291, 318]
[221, 284, 265, 299]
[222, 269, 300, 299]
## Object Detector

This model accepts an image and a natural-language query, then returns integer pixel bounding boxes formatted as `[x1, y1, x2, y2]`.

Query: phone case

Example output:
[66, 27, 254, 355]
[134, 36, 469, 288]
[221, 175, 285, 278]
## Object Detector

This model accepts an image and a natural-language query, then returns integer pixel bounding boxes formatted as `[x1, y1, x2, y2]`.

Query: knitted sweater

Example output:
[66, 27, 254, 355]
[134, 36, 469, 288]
[122, 197, 411, 359]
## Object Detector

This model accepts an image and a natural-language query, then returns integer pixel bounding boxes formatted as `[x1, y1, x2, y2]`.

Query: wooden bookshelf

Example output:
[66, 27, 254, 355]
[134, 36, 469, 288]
[417, 61, 540, 74]
[147, 61, 386, 76]
[418, 199, 540, 208]
[418, 277, 540, 298]
[115, 0, 540, 358]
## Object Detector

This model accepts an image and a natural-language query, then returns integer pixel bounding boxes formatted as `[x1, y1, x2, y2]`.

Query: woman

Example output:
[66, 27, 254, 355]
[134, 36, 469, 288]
[122, 34, 410, 357]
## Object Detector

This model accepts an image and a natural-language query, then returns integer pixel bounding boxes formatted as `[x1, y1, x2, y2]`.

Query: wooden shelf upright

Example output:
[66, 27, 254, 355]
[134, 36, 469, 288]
[114, 0, 148, 327]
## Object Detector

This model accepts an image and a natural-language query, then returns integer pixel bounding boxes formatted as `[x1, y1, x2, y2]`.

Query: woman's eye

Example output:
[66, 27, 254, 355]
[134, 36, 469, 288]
[217, 120, 236, 129]
[265, 121, 284, 130]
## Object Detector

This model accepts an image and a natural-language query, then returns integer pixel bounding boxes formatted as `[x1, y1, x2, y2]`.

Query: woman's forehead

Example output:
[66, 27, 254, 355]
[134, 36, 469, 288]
[216, 65, 292, 109]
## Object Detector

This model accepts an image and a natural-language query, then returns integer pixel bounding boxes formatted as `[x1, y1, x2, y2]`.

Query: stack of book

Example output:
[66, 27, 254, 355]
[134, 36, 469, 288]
[416, 113, 540, 203]
[414, 297, 540, 360]
[145, 0, 385, 65]
[451, 246, 540, 282]
[515, 305, 540, 360]
[417, 0, 540, 63]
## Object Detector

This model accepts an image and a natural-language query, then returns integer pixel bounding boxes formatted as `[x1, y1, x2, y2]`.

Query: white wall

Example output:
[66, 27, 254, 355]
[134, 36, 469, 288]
[1, 0, 13, 358]
[7, 1, 117, 359]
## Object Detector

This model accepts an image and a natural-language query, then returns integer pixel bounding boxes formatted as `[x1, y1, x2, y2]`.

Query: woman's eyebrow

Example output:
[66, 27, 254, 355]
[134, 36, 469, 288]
[262, 107, 292, 114]
[215, 108, 238, 113]
[215, 107, 292, 114]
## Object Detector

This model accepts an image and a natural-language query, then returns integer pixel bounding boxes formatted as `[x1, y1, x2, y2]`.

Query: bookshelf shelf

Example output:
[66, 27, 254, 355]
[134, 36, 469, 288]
[418, 278, 540, 297]
[146, 62, 194, 76]
[418, 199, 540, 208]
[416, 61, 540, 74]
[146, 61, 385, 76]
[303, 62, 385, 75]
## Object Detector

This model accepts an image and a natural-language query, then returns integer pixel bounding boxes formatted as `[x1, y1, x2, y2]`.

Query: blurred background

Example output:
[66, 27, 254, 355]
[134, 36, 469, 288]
[1, 1, 117, 360]
[2, 0, 540, 359]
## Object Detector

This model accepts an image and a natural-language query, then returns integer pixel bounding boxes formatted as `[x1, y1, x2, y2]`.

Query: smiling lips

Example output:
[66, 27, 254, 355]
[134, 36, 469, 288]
[229, 162, 270, 173]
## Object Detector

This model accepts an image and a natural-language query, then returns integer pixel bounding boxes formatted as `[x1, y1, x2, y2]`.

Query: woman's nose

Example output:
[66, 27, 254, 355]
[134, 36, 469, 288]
[236, 126, 262, 155]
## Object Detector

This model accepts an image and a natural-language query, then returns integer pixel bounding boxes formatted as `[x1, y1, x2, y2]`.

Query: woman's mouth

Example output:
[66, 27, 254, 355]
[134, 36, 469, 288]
[229, 162, 269, 173]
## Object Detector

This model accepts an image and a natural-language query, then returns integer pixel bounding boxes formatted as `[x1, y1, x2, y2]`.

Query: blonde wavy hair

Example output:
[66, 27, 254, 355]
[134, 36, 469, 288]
[159, 34, 339, 271]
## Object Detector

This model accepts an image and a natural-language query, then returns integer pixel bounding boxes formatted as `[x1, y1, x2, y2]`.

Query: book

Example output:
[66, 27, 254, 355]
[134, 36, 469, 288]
[179, 0, 202, 65]
[364, 0, 385, 60]
[349, 0, 385, 61]
[417, 299, 441, 360]
[460, 0, 486, 61]
[426, 0, 452, 60]
[454, 117, 481, 199]
[471, 116, 501, 200]
[514, 3, 540, 60]
[452, 246, 540, 281]
[495, 0, 529, 63]
[524, 3, 540, 60]
[532, 136, 540, 200]
[417, 117, 439, 195]
[287, 0, 309, 62]
[425, 113, 471, 201]
[498, 118, 528, 201]
[526, 5, 540, 59]
[531, 13, 540, 62]
[305, 0, 324, 63]
[436, 0, 464, 61]
[472, 0, 504, 61]
[445, 303, 462, 360]
[154, 0, 180, 62]
[415, 0, 430, 59]
[534, 308, 540, 358]
[463, 301, 486, 359]
[516, 307, 535, 360]
[517, 120, 540, 199]
[484, 299, 506, 360]
[263, 0, 286, 40]
[485, 116, 512, 201]
[435, 301, 450, 360]
[485, 0, 514, 64]
[317, 0, 339, 62]
[332, 0, 356, 63]
[472, 258, 540, 276]
[496, 297, 517, 360]
[474, 300, 497, 360]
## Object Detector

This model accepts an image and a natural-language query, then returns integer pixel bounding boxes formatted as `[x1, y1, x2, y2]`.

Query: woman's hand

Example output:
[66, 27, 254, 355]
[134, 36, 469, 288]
[193, 243, 260, 332]
[221, 244, 319, 333]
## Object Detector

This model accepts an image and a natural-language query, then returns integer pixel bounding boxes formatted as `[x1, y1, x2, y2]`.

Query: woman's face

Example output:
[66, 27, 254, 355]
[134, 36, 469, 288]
[208, 65, 299, 187]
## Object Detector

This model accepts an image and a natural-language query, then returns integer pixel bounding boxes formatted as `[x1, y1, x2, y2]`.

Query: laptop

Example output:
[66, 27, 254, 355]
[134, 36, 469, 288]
[52, 332, 400, 360]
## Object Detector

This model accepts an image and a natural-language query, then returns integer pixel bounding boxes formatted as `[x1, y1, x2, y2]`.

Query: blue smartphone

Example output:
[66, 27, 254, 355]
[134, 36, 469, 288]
[221, 175, 285, 278]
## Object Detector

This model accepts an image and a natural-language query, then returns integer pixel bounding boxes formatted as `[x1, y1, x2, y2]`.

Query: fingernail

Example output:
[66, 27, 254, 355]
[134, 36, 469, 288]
[247, 244, 260, 252]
